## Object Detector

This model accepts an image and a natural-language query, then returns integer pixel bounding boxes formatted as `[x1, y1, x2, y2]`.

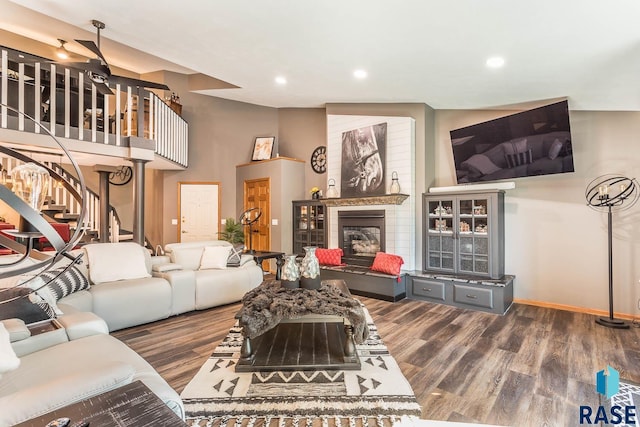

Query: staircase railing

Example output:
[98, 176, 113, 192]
[0, 46, 188, 167]
[0, 151, 121, 242]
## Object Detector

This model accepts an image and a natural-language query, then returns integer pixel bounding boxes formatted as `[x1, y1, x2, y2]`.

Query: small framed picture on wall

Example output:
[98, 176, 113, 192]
[252, 137, 275, 161]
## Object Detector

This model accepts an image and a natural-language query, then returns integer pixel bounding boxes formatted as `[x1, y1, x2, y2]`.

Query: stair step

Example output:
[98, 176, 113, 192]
[43, 204, 67, 211]
[53, 213, 79, 221]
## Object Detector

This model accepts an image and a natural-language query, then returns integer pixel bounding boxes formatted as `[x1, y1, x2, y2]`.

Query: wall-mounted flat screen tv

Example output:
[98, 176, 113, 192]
[449, 100, 574, 184]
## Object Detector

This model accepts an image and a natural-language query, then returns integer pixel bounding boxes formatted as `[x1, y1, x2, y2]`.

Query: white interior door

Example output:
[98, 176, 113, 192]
[179, 182, 220, 242]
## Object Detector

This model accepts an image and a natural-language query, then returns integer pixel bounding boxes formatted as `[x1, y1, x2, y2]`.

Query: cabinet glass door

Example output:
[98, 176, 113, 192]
[457, 197, 489, 275]
[426, 198, 455, 271]
[293, 205, 308, 254]
[308, 205, 325, 248]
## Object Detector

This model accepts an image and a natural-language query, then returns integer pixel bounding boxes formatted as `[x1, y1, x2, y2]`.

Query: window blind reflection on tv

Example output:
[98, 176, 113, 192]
[449, 100, 574, 184]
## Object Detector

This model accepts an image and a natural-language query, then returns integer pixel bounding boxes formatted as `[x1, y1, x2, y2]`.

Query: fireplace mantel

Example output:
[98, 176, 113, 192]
[323, 194, 409, 207]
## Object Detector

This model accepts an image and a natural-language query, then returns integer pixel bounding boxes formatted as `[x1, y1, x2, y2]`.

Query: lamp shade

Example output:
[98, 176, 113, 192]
[11, 163, 51, 212]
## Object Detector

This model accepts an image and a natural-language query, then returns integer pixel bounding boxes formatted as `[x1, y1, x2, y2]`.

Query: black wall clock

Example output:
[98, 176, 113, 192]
[109, 166, 133, 186]
[310, 146, 327, 174]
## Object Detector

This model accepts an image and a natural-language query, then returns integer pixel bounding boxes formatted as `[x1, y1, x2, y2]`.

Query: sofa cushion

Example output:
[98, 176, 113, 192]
[90, 277, 172, 332]
[199, 245, 232, 270]
[84, 242, 151, 285]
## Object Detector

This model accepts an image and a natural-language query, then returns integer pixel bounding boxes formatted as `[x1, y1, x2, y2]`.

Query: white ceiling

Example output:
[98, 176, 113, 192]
[3, 0, 640, 111]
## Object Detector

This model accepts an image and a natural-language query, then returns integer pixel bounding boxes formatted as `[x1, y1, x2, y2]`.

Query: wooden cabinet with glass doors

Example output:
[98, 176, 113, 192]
[292, 200, 327, 256]
[423, 190, 505, 279]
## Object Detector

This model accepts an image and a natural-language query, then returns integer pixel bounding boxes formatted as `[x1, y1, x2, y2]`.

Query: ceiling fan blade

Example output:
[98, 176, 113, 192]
[50, 61, 109, 76]
[75, 39, 109, 66]
[92, 81, 114, 96]
[109, 74, 170, 91]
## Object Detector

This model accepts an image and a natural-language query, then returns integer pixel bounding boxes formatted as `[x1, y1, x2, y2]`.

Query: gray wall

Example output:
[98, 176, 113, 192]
[278, 108, 327, 195]
[435, 109, 640, 316]
[156, 72, 279, 245]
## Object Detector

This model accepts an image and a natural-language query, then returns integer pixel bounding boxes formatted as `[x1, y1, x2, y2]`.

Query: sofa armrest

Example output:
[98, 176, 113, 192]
[0, 361, 135, 427]
[239, 254, 258, 267]
[1, 318, 30, 342]
[154, 269, 196, 315]
[11, 326, 69, 357]
[152, 262, 183, 273]
[56, 311, 109, 340]
[150, 255, 171, 267]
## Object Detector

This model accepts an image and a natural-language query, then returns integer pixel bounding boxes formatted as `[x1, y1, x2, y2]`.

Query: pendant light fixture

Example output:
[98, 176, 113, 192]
[55, 39, 69, 60]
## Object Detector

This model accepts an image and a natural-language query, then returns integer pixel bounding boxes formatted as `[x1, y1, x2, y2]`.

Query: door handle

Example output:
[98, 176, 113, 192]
[182, 230, 187, 233]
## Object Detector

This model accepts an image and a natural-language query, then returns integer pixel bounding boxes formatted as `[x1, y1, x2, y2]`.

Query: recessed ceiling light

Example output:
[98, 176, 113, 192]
[353, 69, 368, 79]
[275, 76, 287, 85]
[486, 57, 505, 68]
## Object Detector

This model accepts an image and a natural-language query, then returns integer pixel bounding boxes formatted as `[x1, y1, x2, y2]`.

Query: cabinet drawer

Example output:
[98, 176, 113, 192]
[453, 284, 493, 309]
[411, 278, 446, 301]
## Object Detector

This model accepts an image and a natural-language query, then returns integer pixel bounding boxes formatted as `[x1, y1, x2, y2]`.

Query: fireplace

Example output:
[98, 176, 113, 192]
[338, 210, 385, 267]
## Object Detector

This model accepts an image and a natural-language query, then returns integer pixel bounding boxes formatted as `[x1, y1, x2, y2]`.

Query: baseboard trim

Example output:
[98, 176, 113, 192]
[514, 298, 640, 321]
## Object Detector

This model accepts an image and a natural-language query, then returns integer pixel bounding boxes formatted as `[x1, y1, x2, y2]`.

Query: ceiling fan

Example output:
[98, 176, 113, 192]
[58, 19, 170, 96]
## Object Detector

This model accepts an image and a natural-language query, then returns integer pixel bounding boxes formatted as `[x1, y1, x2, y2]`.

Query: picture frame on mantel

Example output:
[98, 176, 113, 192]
[251, 137, 276, 161]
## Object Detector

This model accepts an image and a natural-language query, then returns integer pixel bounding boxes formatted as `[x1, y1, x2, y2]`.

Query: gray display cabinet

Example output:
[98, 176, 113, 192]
[410, 190, 513, 314]
[423, 190, 505, 279]
[406, 272, 514, 315]
[292, 200, 327, 256]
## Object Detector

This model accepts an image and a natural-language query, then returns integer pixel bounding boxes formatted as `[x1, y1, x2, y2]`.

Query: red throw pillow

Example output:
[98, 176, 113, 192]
[315, 248, 344, 266]
[370, 252, 404, 275]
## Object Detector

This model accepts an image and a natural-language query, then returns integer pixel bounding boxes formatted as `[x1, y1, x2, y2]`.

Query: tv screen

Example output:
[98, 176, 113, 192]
[449, 100, 574, 184]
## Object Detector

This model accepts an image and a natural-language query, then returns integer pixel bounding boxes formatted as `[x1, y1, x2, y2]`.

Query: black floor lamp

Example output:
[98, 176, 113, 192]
[585, 175, 638, 329]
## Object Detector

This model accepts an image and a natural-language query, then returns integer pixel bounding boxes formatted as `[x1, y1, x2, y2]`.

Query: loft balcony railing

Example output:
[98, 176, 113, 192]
[0, 46, 188, 168]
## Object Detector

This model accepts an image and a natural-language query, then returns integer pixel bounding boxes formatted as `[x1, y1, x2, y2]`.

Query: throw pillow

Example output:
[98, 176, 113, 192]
[0, 285, 57, 320]
[227, 243, 245, 267]
[37, 265, 90, 301]
[200, 245, 232, 270]
[505, 149, 533, 168]
[370, 252, 404, 276]
[548, 138, 564, 160]
[461, 154, 502, 176]
[502, 138, 528, 155]
[84, 242, 151, 284]
[315, 248, 344, 266]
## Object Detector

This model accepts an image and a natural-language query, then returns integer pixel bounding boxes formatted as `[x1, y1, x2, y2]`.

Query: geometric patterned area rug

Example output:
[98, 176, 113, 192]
[611, 381, 640, 427]
[181, 305, 422, 426]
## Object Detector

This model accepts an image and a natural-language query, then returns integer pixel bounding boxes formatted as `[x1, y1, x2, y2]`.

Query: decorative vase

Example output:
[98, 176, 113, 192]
[280, 255, 300, 289]
[300, 246, 321, 290]
[326, 178, 339, 198]
[390, 171, 401, 194]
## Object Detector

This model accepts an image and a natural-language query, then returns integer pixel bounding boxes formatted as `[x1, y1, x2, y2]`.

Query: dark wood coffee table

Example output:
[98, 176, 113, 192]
[236, 279, 361, 372]
[15, 381, 186, 427]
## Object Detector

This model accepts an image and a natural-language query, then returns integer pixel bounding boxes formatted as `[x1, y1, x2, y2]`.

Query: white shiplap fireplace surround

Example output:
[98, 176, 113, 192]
[326, 115, 416, 270]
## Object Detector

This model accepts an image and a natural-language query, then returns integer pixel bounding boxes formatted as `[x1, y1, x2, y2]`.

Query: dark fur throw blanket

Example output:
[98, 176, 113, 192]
[238, 280, 369, 344]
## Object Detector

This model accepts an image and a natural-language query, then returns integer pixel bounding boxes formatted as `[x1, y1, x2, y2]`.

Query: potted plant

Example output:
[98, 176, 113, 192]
[218, 218, 244, 244]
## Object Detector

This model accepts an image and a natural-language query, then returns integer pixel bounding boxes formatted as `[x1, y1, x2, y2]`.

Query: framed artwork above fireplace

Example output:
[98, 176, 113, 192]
[340, 122, 387, 198]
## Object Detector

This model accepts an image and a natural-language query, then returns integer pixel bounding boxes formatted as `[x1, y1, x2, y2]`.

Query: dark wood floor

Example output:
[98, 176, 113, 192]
[113, 298, 640, 426]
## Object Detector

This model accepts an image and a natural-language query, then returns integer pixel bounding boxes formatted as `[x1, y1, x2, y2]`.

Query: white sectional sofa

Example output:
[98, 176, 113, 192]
[0, 314, 184, 426]
[57, 240, 264, 331]
[162, 240, 265, 310]
[0, 240, 265, 426]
